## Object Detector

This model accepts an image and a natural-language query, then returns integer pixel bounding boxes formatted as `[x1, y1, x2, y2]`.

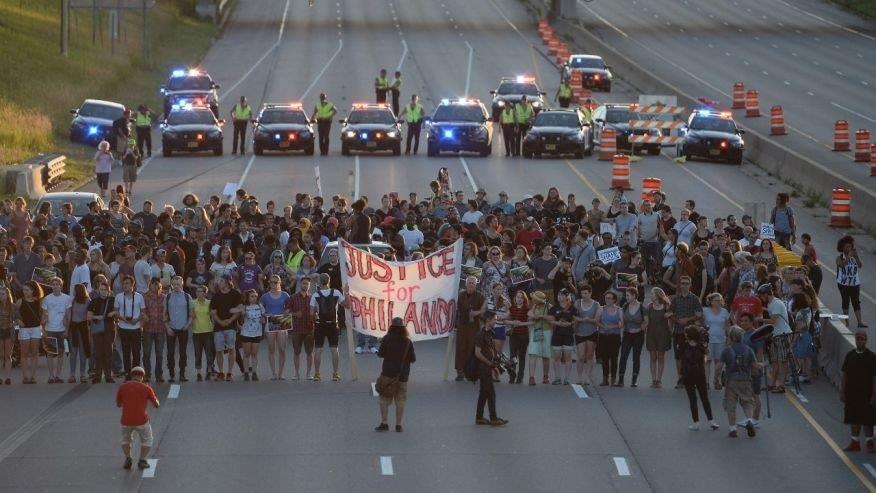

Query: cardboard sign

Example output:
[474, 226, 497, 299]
[510, 265, 535, 285]
[760, 223, 775, 240]
[461, 265, 483, 281]
[598, 246, 621, 265]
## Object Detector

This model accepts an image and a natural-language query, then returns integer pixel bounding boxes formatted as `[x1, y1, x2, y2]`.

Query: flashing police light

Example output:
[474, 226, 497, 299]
[88, 126, 99, 136]
[442, 129, 454, 139]
[288, 133, 297, 141]
[360, 132, 368, 139]
[516, 75, 535, 83]
[693, 108, 732, 119]
[171, 69, 186, 77]
[275, 133, 282, 140]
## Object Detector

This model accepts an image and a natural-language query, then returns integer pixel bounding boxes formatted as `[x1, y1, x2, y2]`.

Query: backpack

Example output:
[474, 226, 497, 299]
[721, 344, 752, 385]
[165, 291, 192, 329]
[315, 289, 339, 323]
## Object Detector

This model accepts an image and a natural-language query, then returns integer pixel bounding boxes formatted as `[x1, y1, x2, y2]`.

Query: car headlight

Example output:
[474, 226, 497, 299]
[345, 130, 356, 138]
[497, 101, 505, 107]
[386, 130, 398, 138]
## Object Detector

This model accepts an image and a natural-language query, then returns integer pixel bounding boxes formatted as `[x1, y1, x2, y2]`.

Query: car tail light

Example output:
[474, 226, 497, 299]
[288, 133, 297, 141]
[197, 133, 204, 141]
[720, 141, 728, 149]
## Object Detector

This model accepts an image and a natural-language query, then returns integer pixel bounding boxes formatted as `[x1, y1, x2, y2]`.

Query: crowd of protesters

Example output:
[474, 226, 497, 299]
[0, 157, 866, 436]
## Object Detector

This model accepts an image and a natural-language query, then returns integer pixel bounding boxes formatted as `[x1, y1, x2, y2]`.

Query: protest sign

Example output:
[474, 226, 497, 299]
[32, 267, 57, 286]
[461, 265, 483, 282]
[510, 265, 534, 285]
[598, 246, 621, 265]
[760, 223, 775, 239]
[339, 239, 462, 341]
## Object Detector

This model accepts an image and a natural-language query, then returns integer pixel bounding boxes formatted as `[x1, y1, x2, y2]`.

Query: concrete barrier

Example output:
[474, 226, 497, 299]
[551, 18, 876, 230]
[818, 310, 856, 389]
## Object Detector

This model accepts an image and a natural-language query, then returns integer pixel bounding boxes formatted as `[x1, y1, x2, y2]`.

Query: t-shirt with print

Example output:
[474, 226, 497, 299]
[186, 270, 213, 297]
[549, 304, 576, 337]
[238, 264, 262, 292]
[42, 293, 72, 332]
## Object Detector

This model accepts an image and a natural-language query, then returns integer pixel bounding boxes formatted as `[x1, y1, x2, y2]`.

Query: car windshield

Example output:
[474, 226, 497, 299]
[38, 197, 97, 217]
[534, 112, 580, 127]
[167, 111, 215, 125]
[167, 75, 213, 91]
[568, 57, 604, 69]
[497, 83, 540, 96]
[78, 103, 124, 120]
[260, 110, 308, 124]
[689, 116, 736, 132]
[605, 109, 633, 123]
[432, 105, 484, 122]
[348, 110, 395, 124]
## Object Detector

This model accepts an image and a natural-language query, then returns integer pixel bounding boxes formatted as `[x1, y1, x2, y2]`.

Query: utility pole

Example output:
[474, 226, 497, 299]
[61, 0, 69, 56]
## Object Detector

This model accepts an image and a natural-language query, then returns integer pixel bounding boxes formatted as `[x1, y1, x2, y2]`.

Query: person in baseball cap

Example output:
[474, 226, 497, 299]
[116, 365, 160, 471]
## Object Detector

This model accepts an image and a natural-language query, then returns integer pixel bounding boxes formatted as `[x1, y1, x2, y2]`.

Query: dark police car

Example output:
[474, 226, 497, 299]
[592, 103, 661, 155]
[489, 76, 546, 122]
[160, 105, 225, 157]
[339, 103, 402, 156]
[679, 109, 744, 164]
[252, 104, 314, 155]
[425, 99, 493, 157]
[563, 54, 613, 92]
[522, 108, 593, 159]
[160, 69, 220, 118]
[69, 99, 126, 145]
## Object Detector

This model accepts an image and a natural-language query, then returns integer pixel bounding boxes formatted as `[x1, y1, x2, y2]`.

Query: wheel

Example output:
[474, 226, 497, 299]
[427, 143, 438, 157]
[393, 144, 401, 156]
[305, 144, 315, 156]
[163, 148, 172, 157]
[213, 146, 223, 156]
[584, 143, 593, 156]
[254, 146, 263, 156]
[341, 143, 350, 156]
[647, 146, 661, 156]
[522, 150, 533, 159]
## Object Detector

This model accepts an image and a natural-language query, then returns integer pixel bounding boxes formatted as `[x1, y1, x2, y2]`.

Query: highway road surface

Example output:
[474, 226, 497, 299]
[3, 0, 876, 491]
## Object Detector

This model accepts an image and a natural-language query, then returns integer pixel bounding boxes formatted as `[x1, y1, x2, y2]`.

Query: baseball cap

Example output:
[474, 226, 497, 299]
[523, 193, 533, 200]
[130, 366, 145, 376]
[155, 249, 167, 256]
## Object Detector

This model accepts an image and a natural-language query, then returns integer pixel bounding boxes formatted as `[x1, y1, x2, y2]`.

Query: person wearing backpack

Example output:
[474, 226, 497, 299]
[309, 273, 349, 382]
[720, 326, 760, 438]
[164, 276, 193, 383]
[770, 193, 796, 250]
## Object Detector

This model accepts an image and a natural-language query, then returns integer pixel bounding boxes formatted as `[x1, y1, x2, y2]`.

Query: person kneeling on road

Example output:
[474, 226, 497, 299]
[475, 311, 509, 427]
[721, 326, 760, 439]
[116, 366, 160, 470]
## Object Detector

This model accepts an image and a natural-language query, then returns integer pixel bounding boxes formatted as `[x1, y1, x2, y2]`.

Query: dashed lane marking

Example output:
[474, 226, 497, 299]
[832, 102, 876, 124]
[354, 155, 361, 199]
[458, 157, 478, 193]
[142, 459, 159, 478]
[380, 456, 394, 476]
[571, 384, 589, 399]
[167, 384, 180, 399]
[865, 464, 876, 480]
[564, 159, 607, 203]
[463, 41, 474, 98]
[614, 457, 630, 477]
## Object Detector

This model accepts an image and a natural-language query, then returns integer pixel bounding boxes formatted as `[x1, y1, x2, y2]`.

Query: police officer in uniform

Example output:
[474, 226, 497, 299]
[499, 103, 517, 157]
[310, 93, 337, 156]
[390, 70, 402, 116]
[397, 94, 424, 155]
[514, 95, 534, 157]
[555, 80, 573, 109]
[581, 98, 596, 123]
[230, 96, 252, 155]
[375, 69, 389, 104]
[134, 105, 155, 158]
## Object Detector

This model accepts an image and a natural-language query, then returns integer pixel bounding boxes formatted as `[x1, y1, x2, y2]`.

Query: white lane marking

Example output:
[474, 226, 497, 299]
[762, 70, 769, 76]
[807, 91, 815, 96]
[614, 457, 630, 476]
[864, 464, 876, 479]
[836, 70, 845, 77]
[137, 145, 162, 175]
[571, 384, 589, 399]
[220, 43, 279, 100]
[276, 0, 290, 43]
[863, 81, 870, 86]
[775, 0, 876, 41]
[142, 459, 158, 478]
[464, 41, 474, 98]
[832, 102, 876, 123]
[577, 0, 628, 37]
[167, 384, 180, 399]
[300, 39, 344, 101]
[380, 456, 394, 475]
[458, 157, 477, 192]
[314, 165, 322, 197]
[226, 154, 256, 205]
[783, 80, 791, 86]
[354, 155, 361, 199]
[371, 382, 378, 397]
[396, 39, 408, 72]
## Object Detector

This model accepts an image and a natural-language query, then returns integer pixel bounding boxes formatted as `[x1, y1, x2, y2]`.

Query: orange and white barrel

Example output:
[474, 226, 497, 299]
[612, 154, 632, 190]
[641, 177, 662, 202]
[770, 106, 786, 135]
[745, 90, 760, 117]
[855, 129, 871, 162]
[599, 129, 617, 161]
[834, 120, 850, 151]
[732, 82, 745, 109]
[830, 188, 852, 228]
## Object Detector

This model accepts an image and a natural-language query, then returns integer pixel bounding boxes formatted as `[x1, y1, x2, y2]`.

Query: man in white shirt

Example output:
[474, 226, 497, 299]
[398, 213, 424, 257]
[134, 246, 153, 294]
[41, 277, 71, 382]
[150, 249, 176, 289]
[673, 208, 696, 247]
[69, 249, 92, 294]
[756, 283, 792, 392]
[460, 200, 484, 226]
[113, 275, 146, 379]
[637, 201, 661, 278]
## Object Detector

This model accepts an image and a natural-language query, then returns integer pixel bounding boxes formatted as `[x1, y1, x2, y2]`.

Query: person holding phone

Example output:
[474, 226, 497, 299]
[836, 235, 867, 329]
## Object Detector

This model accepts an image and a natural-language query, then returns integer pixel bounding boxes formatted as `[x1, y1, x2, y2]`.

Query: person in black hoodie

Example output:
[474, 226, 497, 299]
[681, 324, 720, 431]
[375, 318, 416, 432]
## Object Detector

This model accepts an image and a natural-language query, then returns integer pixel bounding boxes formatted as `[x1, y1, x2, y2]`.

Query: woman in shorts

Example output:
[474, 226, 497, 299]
[237, 289, 265, 381]
[548, 288, 577, 385]
[573, 283, 599, 386]
[703, 293, 730, 389]
[0, 287, 14, 385]
[527, 291, 552, 385]
[94, 140, 113, 199]
[15, 281, 44, 384]
[261, 275, 291, 380]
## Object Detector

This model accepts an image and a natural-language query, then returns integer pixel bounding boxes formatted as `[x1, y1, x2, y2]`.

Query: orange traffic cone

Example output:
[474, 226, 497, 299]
[641, 177, 662, 202]
[732, 82, 745, 109]
[830, 188, 852, 228]
[855, 129, 871, 162]
[770, 106, 786, 135]
[745, 90, 760, 117]
[599, 129, 617, 161]
[834, 120, 850, 151]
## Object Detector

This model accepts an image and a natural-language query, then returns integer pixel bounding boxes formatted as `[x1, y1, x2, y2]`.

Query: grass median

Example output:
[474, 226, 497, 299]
[830, 0, 876, 18]
[0, 0, 220, 192]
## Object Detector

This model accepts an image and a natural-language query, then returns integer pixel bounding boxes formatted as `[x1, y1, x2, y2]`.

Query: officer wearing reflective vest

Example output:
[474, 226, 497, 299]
[375, 69, 389, 104]
[499, 104, 517, 157]
[310, 93, 337, 156]
[397, 94, 424, 155]
[390, 70, 403, 115]
[134, 104, 155, 158]
[555, 80, 573, 109]
[514, 95, 535, 157]
[581, 98, 596, 123]
[230, 96, 252, 155]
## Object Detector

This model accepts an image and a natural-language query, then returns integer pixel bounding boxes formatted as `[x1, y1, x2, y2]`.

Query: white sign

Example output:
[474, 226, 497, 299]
[760, 222, 775, 240]
[222, 182, 238, 198]
[598, 246, 622, 265]
[339, 239, 463, 341]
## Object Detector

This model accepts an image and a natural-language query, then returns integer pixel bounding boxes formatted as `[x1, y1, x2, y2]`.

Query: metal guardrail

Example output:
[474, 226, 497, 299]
[21, 153, 66, 188]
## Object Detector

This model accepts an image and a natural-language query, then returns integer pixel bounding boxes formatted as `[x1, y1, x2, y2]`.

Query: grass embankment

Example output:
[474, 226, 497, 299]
[830, 0, 876, 18]
[0, 0, 218, 189]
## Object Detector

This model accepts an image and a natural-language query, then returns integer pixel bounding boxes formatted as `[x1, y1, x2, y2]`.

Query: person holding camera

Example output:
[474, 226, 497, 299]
[112, 275, 146, 380]
[681, 324, 720, 431]
[721, 326, 760, 438]
[475, 311, 508, 427]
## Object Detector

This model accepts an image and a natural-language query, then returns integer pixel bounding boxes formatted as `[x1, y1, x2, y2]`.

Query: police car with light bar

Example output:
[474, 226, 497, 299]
[522, 108, 593, 159]
[425, 99, 493, 157]
[338, 103, 402, 156]
[69, 99, 126, 145]
[252, 104, 315, 155]
[160, 69, 220, 118]
[489, 76, 546, 122]
[160, 104, 225, 157]
[592, 103, 662, 155]
[562, 54, 612, 92]
[679, 109, 744, 165]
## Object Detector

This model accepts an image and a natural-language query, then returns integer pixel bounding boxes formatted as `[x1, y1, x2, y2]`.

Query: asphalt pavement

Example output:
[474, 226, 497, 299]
[23, 0, 876, 490]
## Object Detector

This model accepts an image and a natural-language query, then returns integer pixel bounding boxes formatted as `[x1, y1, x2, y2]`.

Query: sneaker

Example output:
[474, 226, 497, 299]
[332, 373, 341, 382]
[728, 429, 738, 438]
[355, 346, 363, 354]
[395, 425, 403, 432]
[476, 417, 491, 425]
[123, 457, 133, 470]
[490, 418, 509, 427]
[370, 347, 379, 354]
[168, 376, 175, 383]
[244, 372, 250, 381]
[374, 423, 389, 432]
[225, 373, 232, 382]
[745, 421, 756, 438]
[689, 423, 699, 431]
[529, 377, 536, 386]
[710, 422, 720, 431]
[137, 459, 150, 470]
[313, 373, 321, 382]
[844, 440, 862, 452]
[307, 374, 314, 381]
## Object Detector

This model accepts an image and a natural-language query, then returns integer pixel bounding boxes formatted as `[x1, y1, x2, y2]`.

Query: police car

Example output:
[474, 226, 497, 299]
[522, 108, 593, 159]
[563, 54, 612, 92]
[252, 104, 315, 155]
[425, 99, 493, 157]
[679, 109, 745, 164]
[160, 104, 225, 157]
[160, 69, 220, 118]
[69, 99, 126, 144]
[489, 76, 546, 122]
[339, 103, 402, 156]
[592, 103, 661, 155]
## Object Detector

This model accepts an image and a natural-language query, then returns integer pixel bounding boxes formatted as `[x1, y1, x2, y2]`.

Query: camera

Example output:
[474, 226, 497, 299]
[495, 353, 517, 383]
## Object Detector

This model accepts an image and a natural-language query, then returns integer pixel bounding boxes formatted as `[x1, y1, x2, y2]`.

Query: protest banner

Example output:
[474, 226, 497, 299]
[598, 246, 621, 265]
[510, 265, 534, 285]
[339, 238, 462, 342]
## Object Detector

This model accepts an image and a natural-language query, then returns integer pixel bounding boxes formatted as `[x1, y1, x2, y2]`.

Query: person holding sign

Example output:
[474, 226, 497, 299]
[310, 273, 349, 382]
[770, 192, 796, 249]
